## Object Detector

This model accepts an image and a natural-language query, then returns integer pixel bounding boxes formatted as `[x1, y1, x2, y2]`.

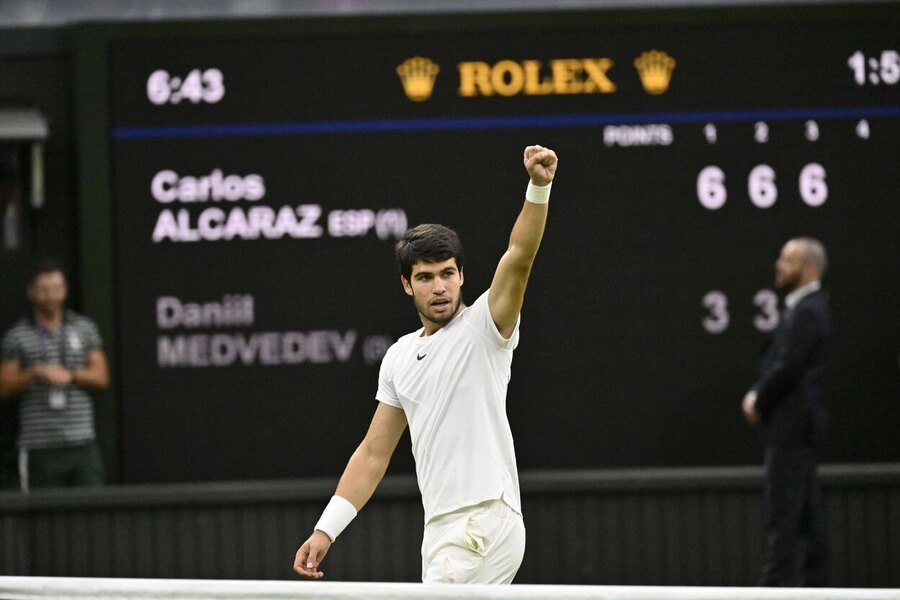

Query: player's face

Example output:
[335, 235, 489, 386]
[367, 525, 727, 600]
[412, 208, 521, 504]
[402, 258, 464, 331]
[774, 241, 805, 291]
[27, 271, 68, 316]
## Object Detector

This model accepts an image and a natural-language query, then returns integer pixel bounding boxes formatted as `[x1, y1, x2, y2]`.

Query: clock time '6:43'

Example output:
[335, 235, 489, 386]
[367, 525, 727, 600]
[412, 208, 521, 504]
[147, 68, 225, 105]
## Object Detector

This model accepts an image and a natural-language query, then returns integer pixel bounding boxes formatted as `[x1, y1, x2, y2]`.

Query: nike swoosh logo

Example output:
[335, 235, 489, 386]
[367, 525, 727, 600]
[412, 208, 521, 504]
[417, 353, 427, 361]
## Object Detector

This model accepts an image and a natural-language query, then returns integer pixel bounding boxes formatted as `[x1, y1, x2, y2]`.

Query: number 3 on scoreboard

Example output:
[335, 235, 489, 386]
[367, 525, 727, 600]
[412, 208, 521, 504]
[702, 291, 729, 334]
[702, 289, 780, 334]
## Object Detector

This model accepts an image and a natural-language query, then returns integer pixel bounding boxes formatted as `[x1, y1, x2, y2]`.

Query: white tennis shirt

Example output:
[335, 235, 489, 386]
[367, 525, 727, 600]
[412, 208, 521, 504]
[376, 290, 522, 523]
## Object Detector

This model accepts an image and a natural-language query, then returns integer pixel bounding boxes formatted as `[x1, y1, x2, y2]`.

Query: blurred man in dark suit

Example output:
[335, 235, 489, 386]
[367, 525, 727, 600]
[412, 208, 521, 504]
[742, 237, 831, 587]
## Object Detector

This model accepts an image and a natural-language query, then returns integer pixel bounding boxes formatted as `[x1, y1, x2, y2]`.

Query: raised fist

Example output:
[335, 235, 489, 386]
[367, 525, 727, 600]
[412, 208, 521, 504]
[523, 145, 558, 186]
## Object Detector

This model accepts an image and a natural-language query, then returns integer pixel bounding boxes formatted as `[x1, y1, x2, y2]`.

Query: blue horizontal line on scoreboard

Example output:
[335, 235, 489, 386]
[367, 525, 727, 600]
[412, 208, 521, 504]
[113, 105, 900, 140]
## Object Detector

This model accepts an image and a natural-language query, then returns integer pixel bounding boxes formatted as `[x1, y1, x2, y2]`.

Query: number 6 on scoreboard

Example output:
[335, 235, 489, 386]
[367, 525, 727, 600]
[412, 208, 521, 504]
[697, 166, 727, 210]
[799, 163, 828, 207]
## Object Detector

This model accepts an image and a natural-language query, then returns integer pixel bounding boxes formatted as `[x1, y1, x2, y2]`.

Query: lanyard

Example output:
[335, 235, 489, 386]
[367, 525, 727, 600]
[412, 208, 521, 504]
[36, 320, 68, 369]
[36, 319, 71, 410]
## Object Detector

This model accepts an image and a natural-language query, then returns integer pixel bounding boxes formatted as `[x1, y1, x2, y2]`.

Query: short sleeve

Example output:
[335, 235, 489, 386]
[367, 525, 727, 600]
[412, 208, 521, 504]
[375, 346, 402, 408]
[471, 291, 519, 351]
[81, 318, 104, 352]
[1, 328, 21, 362]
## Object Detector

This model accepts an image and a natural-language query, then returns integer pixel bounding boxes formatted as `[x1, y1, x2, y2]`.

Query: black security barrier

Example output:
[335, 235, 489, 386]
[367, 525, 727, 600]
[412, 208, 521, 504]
[1, 464, 897, 586]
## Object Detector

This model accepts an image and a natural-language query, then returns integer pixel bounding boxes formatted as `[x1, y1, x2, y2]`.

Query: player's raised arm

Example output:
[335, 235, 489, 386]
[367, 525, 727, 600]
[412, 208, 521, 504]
[488, 145, 558, 338]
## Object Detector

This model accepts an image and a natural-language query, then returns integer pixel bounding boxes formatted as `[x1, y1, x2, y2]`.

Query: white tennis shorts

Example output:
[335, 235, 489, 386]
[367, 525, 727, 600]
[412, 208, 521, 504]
[421, 498, 526, 584]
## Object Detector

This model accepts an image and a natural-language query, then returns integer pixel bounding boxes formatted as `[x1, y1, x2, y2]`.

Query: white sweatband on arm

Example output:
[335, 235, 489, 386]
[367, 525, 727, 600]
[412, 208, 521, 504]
[525, 180, 552, 204]
[314, 495, 357, 542]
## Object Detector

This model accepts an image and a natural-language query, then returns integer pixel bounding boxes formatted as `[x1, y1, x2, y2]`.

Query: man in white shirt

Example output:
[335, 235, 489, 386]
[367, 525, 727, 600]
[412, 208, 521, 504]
[294, 144, 558, 584]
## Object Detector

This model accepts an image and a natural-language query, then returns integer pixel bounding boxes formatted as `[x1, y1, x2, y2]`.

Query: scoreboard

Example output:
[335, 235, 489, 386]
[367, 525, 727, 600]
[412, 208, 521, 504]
[82, 5, 899, 482]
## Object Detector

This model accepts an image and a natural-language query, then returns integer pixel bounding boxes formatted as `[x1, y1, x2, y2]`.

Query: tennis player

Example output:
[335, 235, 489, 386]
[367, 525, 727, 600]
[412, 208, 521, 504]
[294, 144, 558, 584]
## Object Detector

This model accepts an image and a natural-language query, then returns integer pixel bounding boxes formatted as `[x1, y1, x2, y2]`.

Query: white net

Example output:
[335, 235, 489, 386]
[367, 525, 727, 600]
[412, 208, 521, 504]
[0, 578, 898, 600]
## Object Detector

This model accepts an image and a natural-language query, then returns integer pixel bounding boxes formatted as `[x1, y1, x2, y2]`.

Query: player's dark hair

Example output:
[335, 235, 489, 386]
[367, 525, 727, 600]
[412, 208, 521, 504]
[27, 257, 66, 286]
[395, 224, 464, 281]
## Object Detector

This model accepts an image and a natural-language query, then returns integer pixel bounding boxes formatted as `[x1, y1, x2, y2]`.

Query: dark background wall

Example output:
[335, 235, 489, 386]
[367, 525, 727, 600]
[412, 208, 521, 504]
[0, 1, 897, 587]
[1, 2, 897, 488]
[74, 4, 900, 484]
[0, 28, 98, 486]
[0, 29, 79, 329]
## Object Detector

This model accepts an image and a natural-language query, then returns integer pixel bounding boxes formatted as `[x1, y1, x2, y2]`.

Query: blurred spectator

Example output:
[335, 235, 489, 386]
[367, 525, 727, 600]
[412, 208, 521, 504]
[0, 258, 109, 492]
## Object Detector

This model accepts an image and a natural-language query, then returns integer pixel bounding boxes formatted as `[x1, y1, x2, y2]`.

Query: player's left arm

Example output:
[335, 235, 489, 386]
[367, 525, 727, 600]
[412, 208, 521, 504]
[488, 145, 558, 338]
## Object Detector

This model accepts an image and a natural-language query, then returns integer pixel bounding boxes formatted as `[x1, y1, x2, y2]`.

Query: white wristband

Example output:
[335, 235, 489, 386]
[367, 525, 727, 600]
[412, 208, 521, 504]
[314, 495, 357, 542]
[525, 180, 552, 204]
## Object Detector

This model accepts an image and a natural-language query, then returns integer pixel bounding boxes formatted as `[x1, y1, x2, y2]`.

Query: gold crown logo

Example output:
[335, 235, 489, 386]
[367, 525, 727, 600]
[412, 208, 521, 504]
[634, 50, 676, 95]
[396, 57, 440, 102]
